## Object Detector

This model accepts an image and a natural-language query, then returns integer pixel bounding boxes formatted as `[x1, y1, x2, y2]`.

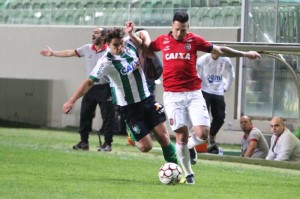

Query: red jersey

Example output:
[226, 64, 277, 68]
[150, 32, 212, 92]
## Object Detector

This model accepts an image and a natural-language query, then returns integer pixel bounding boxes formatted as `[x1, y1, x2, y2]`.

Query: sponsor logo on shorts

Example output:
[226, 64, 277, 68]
[154, 103, 165, 114]
[132, 124, 141, 134]
[107, 96, 112, 101]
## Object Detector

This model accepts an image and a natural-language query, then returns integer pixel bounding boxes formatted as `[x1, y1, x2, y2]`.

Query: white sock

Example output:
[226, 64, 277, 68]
[188, 133, 205, 149]
[176, 141, 193, 177]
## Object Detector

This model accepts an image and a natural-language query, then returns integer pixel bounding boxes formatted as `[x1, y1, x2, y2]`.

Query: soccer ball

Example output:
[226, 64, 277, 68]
[158, 163, 182, 185]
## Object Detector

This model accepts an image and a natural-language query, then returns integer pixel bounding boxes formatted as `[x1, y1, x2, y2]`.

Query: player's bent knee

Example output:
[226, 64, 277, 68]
[139, 145, 152, 152]
[135, 142, 153, 152]
[201, 134, 208, 141]
[200, 128, 209, 141]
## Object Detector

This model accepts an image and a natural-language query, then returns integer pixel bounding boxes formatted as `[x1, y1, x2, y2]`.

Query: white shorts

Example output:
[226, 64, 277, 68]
[163, 89, 210, 131]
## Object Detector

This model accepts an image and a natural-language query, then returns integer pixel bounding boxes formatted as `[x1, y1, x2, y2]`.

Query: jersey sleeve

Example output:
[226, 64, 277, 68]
[75, 44, 90, 57]
[89, 56, 110, 83]
[150, 35, 163, 51]
[194, 34, 213, 53]
[249, 130, 260, 142]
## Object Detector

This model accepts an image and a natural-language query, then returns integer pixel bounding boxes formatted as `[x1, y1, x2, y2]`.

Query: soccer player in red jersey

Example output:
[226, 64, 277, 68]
[126, 11, 260, 184]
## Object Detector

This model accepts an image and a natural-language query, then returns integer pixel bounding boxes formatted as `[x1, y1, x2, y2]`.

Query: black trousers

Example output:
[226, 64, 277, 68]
[202, 91, 226, 137]
[79, 84, 116, 145]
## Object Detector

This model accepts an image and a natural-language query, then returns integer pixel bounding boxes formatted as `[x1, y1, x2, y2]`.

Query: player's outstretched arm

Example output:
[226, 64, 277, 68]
[125, 21, 154, 57]
[40, 46, 76, 57]
[125, 21, 142, 47]
[63, 78, 94, 114]
[211, 45, 261, 59]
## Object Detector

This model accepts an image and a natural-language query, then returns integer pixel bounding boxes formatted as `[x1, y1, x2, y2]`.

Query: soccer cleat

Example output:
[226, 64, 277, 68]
[99, 143, 112, 152]
[185, 174, 195, 185]
[73, 141, 89, 150]
[207, 144, 219, 154]
[189, 147, 197, 165]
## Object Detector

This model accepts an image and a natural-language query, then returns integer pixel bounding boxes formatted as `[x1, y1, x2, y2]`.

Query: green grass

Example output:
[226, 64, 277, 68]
[1, 127, 300, 199]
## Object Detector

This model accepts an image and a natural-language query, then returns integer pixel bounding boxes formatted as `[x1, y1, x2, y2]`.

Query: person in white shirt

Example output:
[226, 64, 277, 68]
[266, 116, 300, 161]
[196, 53, 235, 153]
[40, 27, 116, 151]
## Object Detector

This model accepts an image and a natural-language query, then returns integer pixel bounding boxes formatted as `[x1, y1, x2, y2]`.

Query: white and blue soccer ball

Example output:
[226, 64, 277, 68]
[158, 162, 182, 185]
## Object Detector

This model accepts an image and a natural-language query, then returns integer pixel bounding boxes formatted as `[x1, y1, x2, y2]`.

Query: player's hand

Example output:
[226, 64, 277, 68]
[125, 21, 135, 35]
[244, 51, 261, 59]
[40, 46, 53, 56]
[63, 101, 73, 114]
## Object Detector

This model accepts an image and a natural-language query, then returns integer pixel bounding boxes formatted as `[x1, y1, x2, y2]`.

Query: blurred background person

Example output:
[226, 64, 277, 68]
[266, 116, 300, 161]
[40, 27, 116, 151]
[240, 116, 269, 158]
[196, 53, 235, 154]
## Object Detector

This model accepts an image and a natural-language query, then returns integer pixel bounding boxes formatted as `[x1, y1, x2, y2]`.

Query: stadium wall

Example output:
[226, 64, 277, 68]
[0, 25, 243, 143]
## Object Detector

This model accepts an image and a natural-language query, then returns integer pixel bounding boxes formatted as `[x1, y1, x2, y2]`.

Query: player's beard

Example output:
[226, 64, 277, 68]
[94, 37, 102, 45]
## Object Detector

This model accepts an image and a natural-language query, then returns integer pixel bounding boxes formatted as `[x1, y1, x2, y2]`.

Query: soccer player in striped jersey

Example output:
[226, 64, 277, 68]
[129, 12, 261, 184]
[63, 27, 178, 164]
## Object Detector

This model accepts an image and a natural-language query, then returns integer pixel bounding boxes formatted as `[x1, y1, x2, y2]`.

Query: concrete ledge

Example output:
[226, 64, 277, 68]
[198, 153, 300, 171]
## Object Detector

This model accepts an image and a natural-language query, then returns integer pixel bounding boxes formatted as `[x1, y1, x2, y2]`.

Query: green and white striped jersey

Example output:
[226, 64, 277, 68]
[89, 36, 150, 106]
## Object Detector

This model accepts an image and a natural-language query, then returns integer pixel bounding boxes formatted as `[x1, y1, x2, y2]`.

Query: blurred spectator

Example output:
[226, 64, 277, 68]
[196, 53, 235, 154]
[240, 116, 269, 158]
[40, 27, 116, 151]
[266, 116, 300, 161]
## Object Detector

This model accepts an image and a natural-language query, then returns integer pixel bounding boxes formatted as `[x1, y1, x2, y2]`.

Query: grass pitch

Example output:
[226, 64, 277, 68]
[0, 127, 299, 199]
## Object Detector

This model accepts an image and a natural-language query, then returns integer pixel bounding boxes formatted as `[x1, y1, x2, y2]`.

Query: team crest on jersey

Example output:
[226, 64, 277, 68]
[184, 43, 191, 51]
[120, 61, 139, 75]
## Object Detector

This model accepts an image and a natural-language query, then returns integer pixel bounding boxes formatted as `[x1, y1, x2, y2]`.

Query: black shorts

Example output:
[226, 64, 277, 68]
[120, 95, 166, 142]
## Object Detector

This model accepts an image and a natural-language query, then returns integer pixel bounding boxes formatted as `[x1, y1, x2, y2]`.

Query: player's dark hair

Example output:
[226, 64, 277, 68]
[173, 11, 189, 23]
[106, 27, 125, 43]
